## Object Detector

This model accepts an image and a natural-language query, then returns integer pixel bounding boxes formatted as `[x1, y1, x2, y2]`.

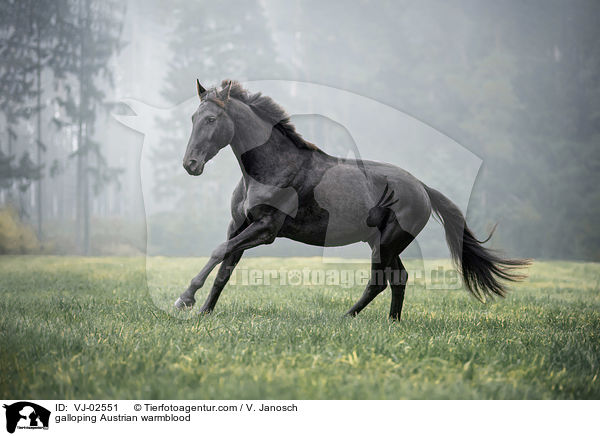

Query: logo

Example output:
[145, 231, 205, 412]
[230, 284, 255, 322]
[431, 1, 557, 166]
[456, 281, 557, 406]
[3, 402, 50, 434]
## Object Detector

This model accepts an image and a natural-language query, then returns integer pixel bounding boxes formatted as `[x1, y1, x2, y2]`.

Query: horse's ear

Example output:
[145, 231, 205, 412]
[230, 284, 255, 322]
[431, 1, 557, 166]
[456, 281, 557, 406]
[196, 79, 206, 100]
[224, 80, 233, 101]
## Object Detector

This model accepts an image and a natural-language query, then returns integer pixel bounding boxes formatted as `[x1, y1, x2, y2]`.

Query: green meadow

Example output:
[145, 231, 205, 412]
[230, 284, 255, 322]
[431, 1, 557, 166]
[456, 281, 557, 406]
[0, 256, 598, 399]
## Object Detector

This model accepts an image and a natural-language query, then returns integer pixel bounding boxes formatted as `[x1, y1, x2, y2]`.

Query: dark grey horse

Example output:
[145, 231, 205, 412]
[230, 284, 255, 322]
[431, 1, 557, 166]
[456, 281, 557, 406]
[174, 79, 528, 320]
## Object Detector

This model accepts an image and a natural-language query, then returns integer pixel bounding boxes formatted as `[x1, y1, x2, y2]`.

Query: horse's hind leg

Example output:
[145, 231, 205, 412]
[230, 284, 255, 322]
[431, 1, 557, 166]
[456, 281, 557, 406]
[345, 257, 389, 317]
[345, 221, 414, 318]
[388, 256, 408, 321]
[347, 255, 407, 320]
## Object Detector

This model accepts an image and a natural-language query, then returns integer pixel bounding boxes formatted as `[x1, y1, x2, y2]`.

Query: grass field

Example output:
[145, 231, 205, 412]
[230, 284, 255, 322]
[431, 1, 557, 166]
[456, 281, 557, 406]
[0, 256, 599, 399]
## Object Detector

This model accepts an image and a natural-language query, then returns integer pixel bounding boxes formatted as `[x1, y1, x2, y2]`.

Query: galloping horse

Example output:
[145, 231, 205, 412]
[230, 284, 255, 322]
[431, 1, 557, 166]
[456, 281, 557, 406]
[174, 79, 528, 320]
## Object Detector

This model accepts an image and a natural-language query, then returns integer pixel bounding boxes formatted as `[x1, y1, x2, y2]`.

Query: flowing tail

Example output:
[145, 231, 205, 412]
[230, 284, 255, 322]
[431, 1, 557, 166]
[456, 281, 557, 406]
[422, 184, 530, 301]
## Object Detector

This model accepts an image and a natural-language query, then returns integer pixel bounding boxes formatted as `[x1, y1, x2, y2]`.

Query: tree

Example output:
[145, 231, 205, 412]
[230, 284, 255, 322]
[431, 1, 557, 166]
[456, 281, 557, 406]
[0, 0, 46, 216]
[52, 0, 125, 254]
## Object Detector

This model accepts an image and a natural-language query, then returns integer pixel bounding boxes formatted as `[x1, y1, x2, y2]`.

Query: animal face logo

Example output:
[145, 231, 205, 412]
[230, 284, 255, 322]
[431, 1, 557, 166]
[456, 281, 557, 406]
[3, 402, 50, 433]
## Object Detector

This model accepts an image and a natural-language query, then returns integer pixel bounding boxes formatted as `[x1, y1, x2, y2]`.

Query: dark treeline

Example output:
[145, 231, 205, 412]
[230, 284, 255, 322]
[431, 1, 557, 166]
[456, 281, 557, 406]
[1, 0, 598, 260]
[0, 0, 126, 254]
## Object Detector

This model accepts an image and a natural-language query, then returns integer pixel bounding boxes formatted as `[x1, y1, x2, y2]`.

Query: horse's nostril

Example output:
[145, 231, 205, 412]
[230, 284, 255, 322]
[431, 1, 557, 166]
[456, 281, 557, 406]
[185, 159, 197, 170]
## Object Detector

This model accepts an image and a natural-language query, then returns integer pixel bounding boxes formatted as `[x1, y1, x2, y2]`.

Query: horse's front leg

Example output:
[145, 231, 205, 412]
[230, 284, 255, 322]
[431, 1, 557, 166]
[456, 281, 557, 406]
[198, 250, 244, 313]
[174, 215, 281, 310]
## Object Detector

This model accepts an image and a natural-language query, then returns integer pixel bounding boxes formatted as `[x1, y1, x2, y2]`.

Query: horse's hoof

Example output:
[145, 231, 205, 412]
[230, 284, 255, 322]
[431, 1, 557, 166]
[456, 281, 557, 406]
[174, 297, 195, 309]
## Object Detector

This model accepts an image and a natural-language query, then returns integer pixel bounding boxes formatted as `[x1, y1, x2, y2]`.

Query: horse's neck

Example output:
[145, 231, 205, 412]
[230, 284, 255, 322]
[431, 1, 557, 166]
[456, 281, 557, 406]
[229, 100, 273, 157]
[228, 100, 304, 179]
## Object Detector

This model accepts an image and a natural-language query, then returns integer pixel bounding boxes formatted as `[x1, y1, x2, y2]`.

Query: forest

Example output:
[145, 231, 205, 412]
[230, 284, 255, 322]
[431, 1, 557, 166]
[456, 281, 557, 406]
[1, 0, 599, 261]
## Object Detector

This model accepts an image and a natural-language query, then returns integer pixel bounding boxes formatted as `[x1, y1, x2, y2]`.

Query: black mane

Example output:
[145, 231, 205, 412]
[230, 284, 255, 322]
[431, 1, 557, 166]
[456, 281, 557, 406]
[213, 80, 323, 153]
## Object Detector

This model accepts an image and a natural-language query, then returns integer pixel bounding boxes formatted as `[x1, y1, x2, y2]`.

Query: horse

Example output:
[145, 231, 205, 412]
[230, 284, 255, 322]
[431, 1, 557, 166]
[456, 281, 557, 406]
[174, 79, 529, 320]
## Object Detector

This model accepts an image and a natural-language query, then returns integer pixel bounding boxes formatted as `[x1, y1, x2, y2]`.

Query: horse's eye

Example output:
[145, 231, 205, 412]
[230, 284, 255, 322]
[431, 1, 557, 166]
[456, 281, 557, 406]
[207, 116, 216, 123]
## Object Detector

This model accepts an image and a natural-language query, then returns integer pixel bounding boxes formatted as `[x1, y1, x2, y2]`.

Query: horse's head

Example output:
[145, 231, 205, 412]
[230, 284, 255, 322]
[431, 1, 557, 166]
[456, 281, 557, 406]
[183, 80, 235, 176]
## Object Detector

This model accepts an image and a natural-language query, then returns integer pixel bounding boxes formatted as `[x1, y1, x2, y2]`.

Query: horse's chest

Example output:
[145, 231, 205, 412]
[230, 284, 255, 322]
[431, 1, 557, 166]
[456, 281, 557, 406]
[241, 179, 299, 218]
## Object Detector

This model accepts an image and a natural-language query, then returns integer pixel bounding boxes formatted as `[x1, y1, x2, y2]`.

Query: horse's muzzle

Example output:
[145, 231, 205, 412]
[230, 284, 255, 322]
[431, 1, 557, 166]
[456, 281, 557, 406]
[183, 159, 204, 176]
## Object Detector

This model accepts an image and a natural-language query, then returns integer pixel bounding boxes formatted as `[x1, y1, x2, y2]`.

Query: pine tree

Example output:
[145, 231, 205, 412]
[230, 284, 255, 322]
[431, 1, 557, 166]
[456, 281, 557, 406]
[0, 0, 43, 211]
[51, 0, 125, 254]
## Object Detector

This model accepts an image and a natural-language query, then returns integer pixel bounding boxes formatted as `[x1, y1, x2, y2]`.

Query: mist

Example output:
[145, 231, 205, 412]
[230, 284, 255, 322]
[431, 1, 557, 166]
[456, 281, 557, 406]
[1, 0, 598, 260]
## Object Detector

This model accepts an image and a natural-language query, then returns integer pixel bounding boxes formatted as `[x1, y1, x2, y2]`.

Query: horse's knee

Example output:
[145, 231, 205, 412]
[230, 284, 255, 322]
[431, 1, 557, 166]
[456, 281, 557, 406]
[191, 268, 214, 289]
[257, 226, 277, 245]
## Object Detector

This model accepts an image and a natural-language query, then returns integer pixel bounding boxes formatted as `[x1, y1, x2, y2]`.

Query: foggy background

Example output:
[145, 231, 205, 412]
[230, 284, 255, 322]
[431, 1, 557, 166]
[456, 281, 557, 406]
[1, 0, 599, 261]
